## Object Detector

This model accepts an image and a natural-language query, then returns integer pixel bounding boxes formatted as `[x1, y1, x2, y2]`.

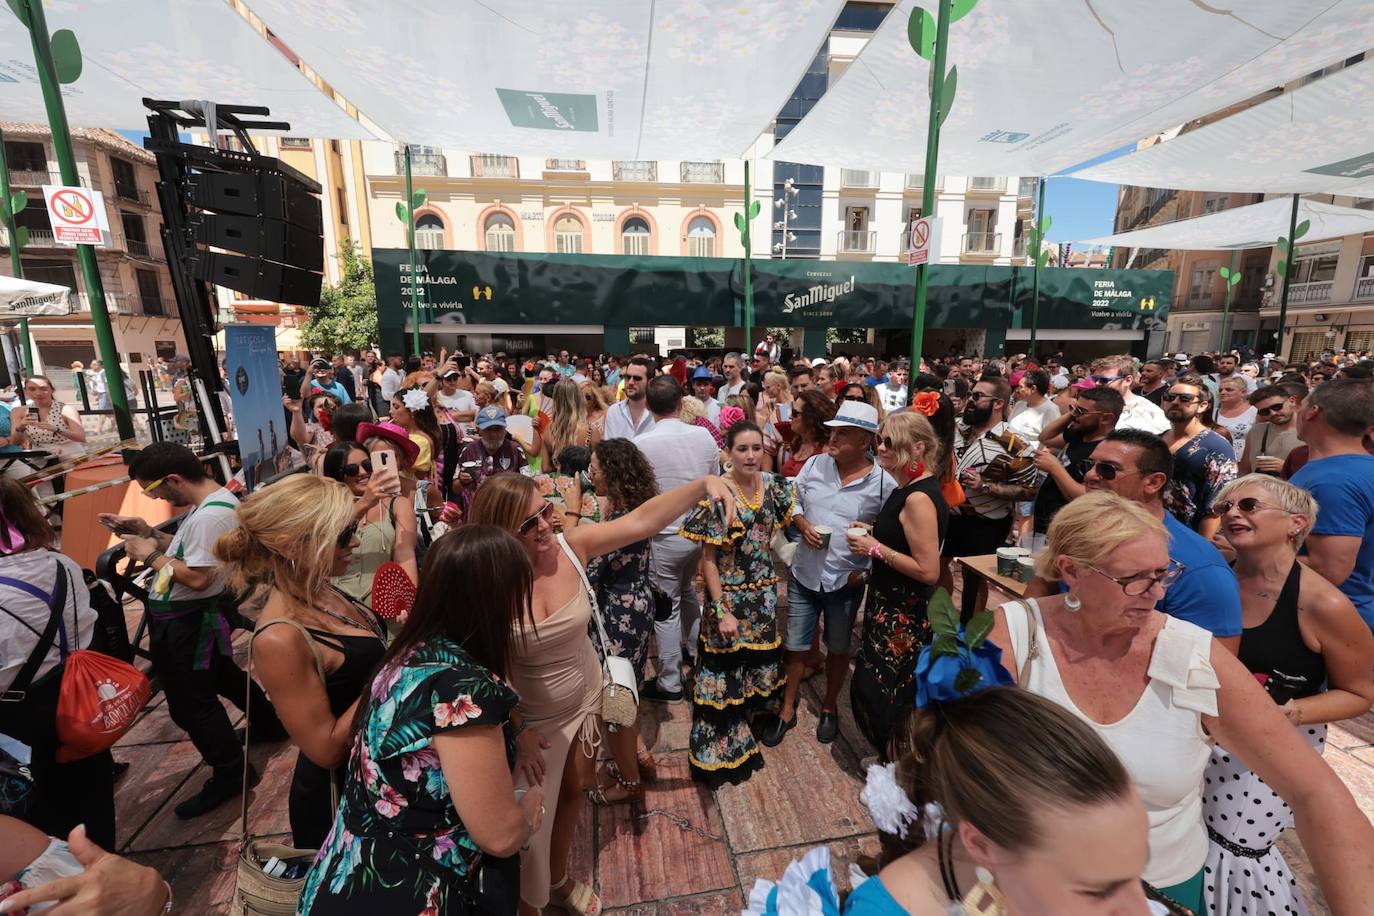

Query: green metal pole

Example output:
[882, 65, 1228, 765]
[404, 146, 420, 357]
[910, 0, 952, 384]
[0, 128, 33, 373]
[21, 0, 132, 439]
[743, 159, 753, 356]
[1219, 247, 1240, 352]
[1029, 176, 1046, 358]
[1275, 193, 1299, 361]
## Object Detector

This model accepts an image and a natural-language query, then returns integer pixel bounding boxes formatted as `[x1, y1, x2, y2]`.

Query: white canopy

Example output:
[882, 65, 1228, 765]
[243, 0, 844, 158]
[0, 275, 72, 316]
[1078, 197, 1374, 250]
[0, 0, 376, 139]
[1069, 56, 1374, 194]
[768, 0, 1374, 176]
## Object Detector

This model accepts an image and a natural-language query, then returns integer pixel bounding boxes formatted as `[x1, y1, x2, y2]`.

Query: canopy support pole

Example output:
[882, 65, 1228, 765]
[21, 0, 132, 439]
[1276, 193, 1298, 360]
[910, 0, 953, 389]
[1029, 176, 1046, 358]
[404, 145, 420, 357]
[1220, 248, 1239, 352]
[743, 159, 754, 356]
[0, 128, 33, 373]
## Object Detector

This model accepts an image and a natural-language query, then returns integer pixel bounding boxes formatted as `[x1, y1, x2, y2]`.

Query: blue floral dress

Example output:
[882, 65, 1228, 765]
[680, 473, 793, 785]
[585, 510, 654, 674]
[298, 638, 519, 915]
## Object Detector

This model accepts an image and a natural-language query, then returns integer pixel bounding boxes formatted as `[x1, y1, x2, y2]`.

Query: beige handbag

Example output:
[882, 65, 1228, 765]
[231, 622, 337, 916]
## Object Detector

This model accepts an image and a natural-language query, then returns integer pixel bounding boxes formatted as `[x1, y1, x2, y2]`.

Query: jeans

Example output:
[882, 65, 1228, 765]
[649, 533, 702, 693]
[785, 572, 864, 654]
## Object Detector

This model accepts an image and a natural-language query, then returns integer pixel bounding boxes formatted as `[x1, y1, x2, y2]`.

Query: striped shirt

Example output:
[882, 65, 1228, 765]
[953, 422, 1038, 519]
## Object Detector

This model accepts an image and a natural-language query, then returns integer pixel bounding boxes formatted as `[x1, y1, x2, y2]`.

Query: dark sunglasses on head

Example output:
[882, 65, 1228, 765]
[1212, 497, 1286, 516]
[1077, 458, 1138, 481]
[1090, 374, 1119, 386]
[1255, 402, 1288, 416]
[341, 459, 373, 477]
[518, 502, 556, 536]
[336, 520, 360, 548]
[842, 392, 867, 402]
[1161, 392, 1200, 403]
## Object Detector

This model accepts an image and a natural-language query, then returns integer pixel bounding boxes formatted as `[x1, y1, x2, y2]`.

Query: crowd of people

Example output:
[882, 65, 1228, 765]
[1, 339, 1373, 915]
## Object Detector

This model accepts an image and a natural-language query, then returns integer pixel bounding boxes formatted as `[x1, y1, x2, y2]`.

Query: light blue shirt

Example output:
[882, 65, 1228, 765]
[791, 454, 896, 592]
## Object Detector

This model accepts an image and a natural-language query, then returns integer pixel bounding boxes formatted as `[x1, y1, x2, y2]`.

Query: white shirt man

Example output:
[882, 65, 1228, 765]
[718, 353, 747, 401]
[603, 360, 656, 441]
[1092, 358, 1169, 435]
[874, 366, 909, 413]
[1007, 370, 1060, 445]
[379, 358, 405, 402]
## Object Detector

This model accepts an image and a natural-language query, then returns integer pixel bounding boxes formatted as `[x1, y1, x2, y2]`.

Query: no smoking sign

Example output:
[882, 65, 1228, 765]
[42, 185, 111, 246]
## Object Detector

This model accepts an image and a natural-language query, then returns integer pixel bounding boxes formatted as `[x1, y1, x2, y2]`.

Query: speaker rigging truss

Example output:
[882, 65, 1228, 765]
[142, 99, 326, 447]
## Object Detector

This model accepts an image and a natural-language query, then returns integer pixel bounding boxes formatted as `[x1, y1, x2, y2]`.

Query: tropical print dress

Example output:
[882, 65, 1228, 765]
[585, 510, 654, 674]
[680, 472, 793, 785]
[298, 638, 520, 915]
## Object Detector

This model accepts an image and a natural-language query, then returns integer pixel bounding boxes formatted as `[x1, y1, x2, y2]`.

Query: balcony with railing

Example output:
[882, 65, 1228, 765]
[680, 161, 724, 183]
[613, 160, 657, 182]
[1289, 280, 1333, 304]
[1183, 290, 1224, 310]
[471, 154, 519, 178]
[838, 230, 877, 253]
[75, 292, 131, 313]
[1013, 236, 1028, 258]
[544, 158, 587, 172]
[904, 173, 943, 191]
[1018, 177, 1038, 198]
[114, 183, 152, 206]
[962, 231, 1001, 255]
[395, 150, 448, 176]
[1354, 276, 1374, 300]
[968, 176, 1008, 193]
[0, 227, 58, 248]
[124, 238, 165, 260]
[4, 168, 87, 188]
[840, 169, 878, 189]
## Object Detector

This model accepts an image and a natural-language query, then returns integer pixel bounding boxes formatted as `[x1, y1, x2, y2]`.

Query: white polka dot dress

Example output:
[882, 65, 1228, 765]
[1201, 725, 1325, 916]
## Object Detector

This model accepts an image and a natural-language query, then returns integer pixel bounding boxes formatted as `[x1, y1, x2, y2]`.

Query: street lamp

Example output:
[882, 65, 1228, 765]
[772, 177, 800, 258]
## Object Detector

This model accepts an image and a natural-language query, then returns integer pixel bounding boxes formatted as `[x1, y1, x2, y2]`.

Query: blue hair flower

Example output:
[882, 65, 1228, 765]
[914, 588, 1014, 707]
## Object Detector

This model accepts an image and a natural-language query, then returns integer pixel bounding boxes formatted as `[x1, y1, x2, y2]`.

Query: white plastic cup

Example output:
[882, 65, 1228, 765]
[813, 525, 832, 549]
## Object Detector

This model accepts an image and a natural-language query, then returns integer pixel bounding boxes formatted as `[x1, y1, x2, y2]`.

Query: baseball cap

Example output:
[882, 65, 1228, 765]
[476, 405, 508, 429]
[309, 358, 331, 372]
[823, 400, 880, 432]
[810, 358, 829, 368]
[439, 367, 461, 379]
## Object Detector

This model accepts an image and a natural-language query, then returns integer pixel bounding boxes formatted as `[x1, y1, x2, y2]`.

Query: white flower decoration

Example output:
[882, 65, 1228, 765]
[402, 388, 429, 412]
[860, 762, 920, 839]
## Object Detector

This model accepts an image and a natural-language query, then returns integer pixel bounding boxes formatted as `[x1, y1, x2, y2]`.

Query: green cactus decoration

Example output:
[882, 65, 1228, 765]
[0, 189, 28, 250]
[1274, 218, 1309, 278]
[3, 0, 27, 26]
[1025, 213, 1053, 269]
[395, 188, 427, 226]
[50, 30, 81, 83]
[735, 199, 761, 245]
[1217, 266, 1242, 289]
[908, 0, 978, 60]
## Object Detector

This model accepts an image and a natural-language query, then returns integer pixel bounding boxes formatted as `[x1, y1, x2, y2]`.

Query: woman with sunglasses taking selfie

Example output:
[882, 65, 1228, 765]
[321, 440, 419, 613]
[468, 470, 734, 916]
[1203, 474, 1374, 916]
[986, 491, 1374, 914]
[215, 475, 387, 849]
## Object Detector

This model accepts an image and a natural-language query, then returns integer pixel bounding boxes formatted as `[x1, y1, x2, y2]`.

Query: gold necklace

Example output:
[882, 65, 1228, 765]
[732, 475, 763, 512]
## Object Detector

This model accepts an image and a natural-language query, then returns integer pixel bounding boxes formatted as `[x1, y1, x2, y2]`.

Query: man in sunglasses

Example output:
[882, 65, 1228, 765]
[100, 442, 286, 817]
[1026, 386, 1123, 551]
[1238, 382, 1304, 476]
[1160, 377, 1237, 539]
[603, 356, 657, 441]
[1026, 429, 1243, 652]
[1088, 354, 1169, 435]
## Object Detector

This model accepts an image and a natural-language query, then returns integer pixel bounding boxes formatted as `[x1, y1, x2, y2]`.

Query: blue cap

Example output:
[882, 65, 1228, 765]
[692, 366, 713, 381]
[476, 405, 508, 429]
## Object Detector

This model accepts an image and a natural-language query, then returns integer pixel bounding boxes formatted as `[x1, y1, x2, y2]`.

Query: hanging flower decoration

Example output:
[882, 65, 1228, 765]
[402, 388, 430, 412]
[913, 391, 941, 417]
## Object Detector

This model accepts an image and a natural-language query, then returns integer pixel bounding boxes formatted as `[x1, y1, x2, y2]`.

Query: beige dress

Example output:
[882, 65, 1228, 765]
[509, 559, 602, 907]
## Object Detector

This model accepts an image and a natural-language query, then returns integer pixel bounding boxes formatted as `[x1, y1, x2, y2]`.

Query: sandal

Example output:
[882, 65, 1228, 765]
[550, 875, 602, 915]
[585, 771, 643, 806]
[607, 752, 658, 785]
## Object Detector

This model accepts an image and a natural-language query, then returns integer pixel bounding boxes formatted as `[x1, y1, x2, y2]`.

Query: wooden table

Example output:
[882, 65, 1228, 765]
[956, 553, 1028, 599]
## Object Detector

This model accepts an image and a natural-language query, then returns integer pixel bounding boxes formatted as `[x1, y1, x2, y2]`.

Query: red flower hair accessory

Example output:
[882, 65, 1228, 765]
[913, 391, 941, 417]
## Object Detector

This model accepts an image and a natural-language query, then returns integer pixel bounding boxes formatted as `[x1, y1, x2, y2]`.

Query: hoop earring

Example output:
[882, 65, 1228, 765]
[1064, 591, 1082, 612]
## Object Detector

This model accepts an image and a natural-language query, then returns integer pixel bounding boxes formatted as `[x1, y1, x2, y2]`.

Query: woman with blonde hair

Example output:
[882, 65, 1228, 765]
[468, 470, 734, 916]
[215, 474, 386, 848]
[985, 489, 1374, 913]
[580, 380, 608, 438]
[679, 395, 724, 449]
[846, 411, 948, 757]
[757, 370, 792, 471]
[543, 378, 599, 473]
[1204, 474, 1374, 915]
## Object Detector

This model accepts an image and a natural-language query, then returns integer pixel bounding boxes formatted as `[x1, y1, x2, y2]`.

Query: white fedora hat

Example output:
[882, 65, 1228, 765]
[824, 399, 880, 432]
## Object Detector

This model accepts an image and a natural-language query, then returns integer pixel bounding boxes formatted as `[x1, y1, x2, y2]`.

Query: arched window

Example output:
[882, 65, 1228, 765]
[484, 212, 516, 252]
[621, 216, 650, 256]
[414, 213, 445, 250]
[553, 214, 585, 253]
[687, 216, 716, 257]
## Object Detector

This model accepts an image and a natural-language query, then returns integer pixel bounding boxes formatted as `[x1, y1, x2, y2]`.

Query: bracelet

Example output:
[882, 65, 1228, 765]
[161, 880, 174, 914]
[867, 543, 884, 560]
[146, 549, 165, 567]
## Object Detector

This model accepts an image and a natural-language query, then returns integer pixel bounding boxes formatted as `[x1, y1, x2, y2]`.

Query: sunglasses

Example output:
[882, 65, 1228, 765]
[140, 476, 167, 495]
[336, 520, 359, 548]
[967, 392, 999, 403]
[1089, 374, 1120, 386]
[1089, 560, 1185, 597]
[1069, 405, 1098, 416]
[1255, 402, 1288, 416]
[341, 459, 373, 477]
[842, 392, 867, 402]
[880, 435, 896, 449]
[1161, 392, 1200, 403]
[1077, 459, 1138, 481]
[1212, 497, 1286, 516]
[518, 502, 556, 536]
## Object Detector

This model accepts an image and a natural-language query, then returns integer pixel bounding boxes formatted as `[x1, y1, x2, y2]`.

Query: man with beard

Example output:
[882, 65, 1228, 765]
[946, 377, 1038, 618]
[1217, 352, 1256, 393]
[1133, 359, 1171, 407]
[1238, 382, 1304, 475]
[1161, 376, 1236, 539]
[1025, 386, 1123, 551]
[602, 357, 656, 440]
[719, 352, 748, 400]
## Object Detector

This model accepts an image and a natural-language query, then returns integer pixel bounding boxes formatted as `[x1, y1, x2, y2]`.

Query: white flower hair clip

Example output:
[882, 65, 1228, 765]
[860, 762, 920, 839]
[402, 388, 429, 411]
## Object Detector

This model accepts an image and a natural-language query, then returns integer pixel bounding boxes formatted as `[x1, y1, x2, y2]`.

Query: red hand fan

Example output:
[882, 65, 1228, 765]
[372, 562, 416, 620]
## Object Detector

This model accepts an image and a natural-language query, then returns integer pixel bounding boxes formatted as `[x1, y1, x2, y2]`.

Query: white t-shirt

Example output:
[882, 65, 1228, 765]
[875, 383, 908, 413]
[1117, 394, 1171, 435]
[438, 388, 477, 412]
[0, 551, 94, 692]
[153, 488, 239, 602]
[1216, 406, 1258, 456]
[379, 367, 405, 402]
[1007, 398, 1061, 445]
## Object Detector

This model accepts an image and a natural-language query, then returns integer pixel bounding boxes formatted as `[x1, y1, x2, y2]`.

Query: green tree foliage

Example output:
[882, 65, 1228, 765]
[690, 326, 725, 349]
[827, 328, 867, 347]
[300, 242, 377, 354]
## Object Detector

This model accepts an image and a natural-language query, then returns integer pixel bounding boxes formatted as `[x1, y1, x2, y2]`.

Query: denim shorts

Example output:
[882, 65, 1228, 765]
[786, 571, 864, 654]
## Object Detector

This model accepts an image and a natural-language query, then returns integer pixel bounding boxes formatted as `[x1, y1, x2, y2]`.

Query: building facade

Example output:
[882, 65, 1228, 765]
[0, 123, 184, 385]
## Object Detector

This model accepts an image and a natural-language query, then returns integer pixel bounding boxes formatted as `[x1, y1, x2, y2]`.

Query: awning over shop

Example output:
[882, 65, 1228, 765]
[0, 0, 376, 138]
[243, 0, 844, 158]
[0, 275, 72, 316]
[1078, 198, 1374, 250]
[1069, 56, 1374, 193]
[767, 0, 1374, 176]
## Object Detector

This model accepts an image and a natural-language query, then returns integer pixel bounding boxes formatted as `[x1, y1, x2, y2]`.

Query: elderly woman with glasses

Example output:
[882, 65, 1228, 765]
[1202, 474, 1374, 916]
[987, 490, 1374, 915]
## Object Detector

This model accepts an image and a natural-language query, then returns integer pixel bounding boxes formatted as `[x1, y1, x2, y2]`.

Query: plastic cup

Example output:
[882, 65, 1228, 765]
[996, 547, 1019, 577]
[813, 525, 832, 549]
[1015, 556, 1036, 583]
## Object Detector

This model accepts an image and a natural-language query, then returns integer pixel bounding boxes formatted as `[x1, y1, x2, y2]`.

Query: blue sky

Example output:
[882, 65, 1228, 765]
[1043, 144, 1135, 244]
